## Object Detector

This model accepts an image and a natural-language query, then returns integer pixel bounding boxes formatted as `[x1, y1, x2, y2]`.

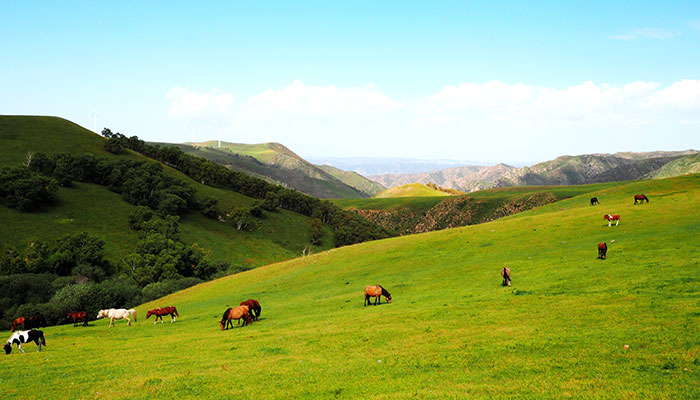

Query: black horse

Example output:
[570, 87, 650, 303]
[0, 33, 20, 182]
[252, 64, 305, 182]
[590, 197, 600, 206]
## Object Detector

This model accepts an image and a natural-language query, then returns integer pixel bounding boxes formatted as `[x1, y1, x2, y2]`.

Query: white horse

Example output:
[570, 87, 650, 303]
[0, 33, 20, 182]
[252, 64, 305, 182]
[96, 308, 137, 327]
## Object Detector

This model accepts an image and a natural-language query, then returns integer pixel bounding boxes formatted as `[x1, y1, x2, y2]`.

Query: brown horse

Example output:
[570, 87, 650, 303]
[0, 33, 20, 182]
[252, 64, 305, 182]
[146, 306, 179, 324]
[598, 242, 608, 260]
[634, 194, 649, 204]
[604, 214, 620, 227]
[239, 299, 261, 322]
[220, 305, 251, 330]
[501, 267, 511, 287]
[67, 311, 88, 327]
[364, 285, 391, 306]
[10, 315, 46, 332]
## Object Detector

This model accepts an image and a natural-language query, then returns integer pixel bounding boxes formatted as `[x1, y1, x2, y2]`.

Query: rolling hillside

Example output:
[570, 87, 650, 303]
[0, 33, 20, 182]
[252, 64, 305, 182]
[176, 141, 375, 198]
[3, 173, 698, 398]
[0, 116, 335, 267]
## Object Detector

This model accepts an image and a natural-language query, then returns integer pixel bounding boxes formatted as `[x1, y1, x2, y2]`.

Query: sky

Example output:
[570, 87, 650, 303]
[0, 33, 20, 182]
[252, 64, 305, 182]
[1, 1, 699, 165]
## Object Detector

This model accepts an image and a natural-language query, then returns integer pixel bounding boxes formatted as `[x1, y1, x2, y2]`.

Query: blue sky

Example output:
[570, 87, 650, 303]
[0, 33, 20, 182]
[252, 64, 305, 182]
[2, 1, 699, 164]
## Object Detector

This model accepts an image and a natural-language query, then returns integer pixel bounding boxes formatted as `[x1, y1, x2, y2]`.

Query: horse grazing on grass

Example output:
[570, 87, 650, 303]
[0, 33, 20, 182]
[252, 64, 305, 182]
[67, 311, 88, 327]
[590, 197, 600, 206]
[10, 314, 46, 333]
[598, 242, 608, 260]
[4, 330, 45, 354]
[501, 267, 512, 287]
[634, 194, 649, 204]
[604, 214, 620, 227]
[220, 306, 251, 330]
[364, 285, 391, 306]
[146, 306, 179, 324]
[239, 299, 261, 322]
[96, 309, 137, 327]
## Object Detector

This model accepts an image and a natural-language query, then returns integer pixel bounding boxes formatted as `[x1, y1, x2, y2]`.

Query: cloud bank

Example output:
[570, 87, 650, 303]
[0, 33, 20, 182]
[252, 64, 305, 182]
[165, 79, 700, 160]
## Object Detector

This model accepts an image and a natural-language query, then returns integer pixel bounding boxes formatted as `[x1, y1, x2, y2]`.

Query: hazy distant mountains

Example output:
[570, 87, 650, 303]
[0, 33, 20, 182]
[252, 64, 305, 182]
[370, 150, 700, 192]
[305, 156, 489, 176]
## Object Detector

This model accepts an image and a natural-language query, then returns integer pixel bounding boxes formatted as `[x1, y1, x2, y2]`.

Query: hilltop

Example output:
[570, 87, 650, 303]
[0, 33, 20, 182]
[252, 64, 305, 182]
[3, 173, 699, 398]
[0, 116, 335, 268]
[374, 183, 459, 198]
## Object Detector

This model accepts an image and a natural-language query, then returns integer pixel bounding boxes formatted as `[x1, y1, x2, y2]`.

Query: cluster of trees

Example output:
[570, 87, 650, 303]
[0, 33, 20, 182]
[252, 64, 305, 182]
[25, 150, 222, 218]
[102, 129, 391, 246]
[0, 164, 58, 211]
[0, 227, 239, 329]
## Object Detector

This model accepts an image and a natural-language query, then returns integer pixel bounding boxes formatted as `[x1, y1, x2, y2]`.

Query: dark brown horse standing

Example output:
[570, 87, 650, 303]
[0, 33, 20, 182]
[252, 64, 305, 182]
[501, 267, 512, 287]
[634, 194, 649, 204]
[219, 306, 251, 330]
[364, 285, 391, 306]
[146, 306, 179, 324]
[239, 299, 261, 322]
[67, 311, 88, 327]
[598, 242, 608, 260]
[10, 315, 46, 332]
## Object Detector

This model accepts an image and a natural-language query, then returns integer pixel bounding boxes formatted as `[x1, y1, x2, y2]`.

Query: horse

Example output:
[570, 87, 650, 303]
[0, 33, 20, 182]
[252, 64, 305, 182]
[590, 197, 599, 206]
[146, 306, 179, 324]
[239, 299, 261, 322]
[501, 267, 512, 287]
[598, 242, 608, 260]
[67, 311, 88, 327]
[364, 285, 391, 306]
[219, 306, 251, 330]
[4, 330, 45, 354]
[96, 308, 137, 327]
[604, 214, 620, 227]
[10, 314, 46, 333]
[634, 194, 649, 204]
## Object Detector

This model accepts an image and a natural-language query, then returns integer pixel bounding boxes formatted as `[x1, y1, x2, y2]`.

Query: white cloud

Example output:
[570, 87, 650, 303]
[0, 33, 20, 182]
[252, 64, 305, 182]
[244, 80, 402, 117]
[166, 86, 235, 119]
[609, 28, 676, 40]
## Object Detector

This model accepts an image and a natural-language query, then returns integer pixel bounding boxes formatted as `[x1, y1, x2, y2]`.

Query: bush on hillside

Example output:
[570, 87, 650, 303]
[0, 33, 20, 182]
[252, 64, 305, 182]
[141, 277, 202, 302]
[0, 166, 58, 211]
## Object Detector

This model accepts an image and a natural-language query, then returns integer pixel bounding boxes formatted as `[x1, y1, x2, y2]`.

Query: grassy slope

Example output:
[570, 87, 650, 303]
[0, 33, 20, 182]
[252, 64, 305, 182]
[0, 116, 334, 266]
[375, 183, 452, 198]
[317, 164, 386, 196]
[2, 174, 699, 398]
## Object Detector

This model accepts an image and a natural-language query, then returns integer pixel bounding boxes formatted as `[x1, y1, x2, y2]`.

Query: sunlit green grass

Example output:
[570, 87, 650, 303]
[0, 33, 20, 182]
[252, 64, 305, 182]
[1, 174, 699, 399]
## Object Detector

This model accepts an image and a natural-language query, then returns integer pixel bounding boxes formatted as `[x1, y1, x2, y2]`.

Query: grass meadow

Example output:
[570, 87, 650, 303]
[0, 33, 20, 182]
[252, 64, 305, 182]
[1, 174, 699, 398]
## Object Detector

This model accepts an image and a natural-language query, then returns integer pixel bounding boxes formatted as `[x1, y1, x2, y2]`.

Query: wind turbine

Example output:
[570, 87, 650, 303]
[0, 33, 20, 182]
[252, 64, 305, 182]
[93, 109, 98, 133]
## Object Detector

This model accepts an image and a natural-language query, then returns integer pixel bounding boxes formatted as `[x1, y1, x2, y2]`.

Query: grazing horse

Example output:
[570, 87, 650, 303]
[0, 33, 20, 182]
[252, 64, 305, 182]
[146, 306, 179, 324]
[220, 306, 251, 330]
[501, 267, 512, 287]
[239, 299, 261, 322]
[590, 197, 599, 206]
[598, 242, 608, 260]
[67, 311, 88, 327]
[4, 330, 45, 354]
[96, 308, 137, 327]
[10, 314, 46, 333]
[634, 194, 649, 204]
[604, 214, 620, 227]
[364, 285, 391, 306]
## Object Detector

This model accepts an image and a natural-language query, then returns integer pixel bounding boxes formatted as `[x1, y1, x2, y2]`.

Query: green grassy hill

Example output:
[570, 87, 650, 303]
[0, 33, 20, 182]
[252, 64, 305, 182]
[374, 183, 455, 198]
[648, 153, 700, 179]
[3, 173, 698, 398]
[317, 164, 386, 196]
[180, 141, 369, 199]
[0, 116, 334, 267]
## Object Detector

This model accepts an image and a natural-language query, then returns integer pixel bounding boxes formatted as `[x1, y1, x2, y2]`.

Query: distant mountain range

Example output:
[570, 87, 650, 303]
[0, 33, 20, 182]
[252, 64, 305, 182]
[152, 141, 385, 199]
[305, 156, 492, 176]
[370, 150, 700, 192]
